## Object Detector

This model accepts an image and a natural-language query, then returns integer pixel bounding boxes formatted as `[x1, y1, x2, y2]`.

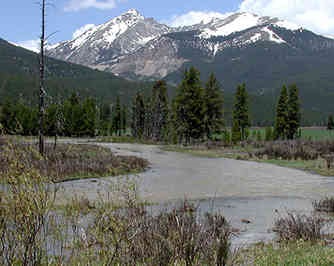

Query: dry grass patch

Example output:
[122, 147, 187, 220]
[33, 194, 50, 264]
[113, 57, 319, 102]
[0, 142, 148, 182]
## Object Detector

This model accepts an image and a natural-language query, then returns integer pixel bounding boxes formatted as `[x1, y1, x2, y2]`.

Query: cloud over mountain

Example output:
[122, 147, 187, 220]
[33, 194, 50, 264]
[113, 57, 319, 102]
[65, 0, 119, 12]
[239, 0, 334, 35]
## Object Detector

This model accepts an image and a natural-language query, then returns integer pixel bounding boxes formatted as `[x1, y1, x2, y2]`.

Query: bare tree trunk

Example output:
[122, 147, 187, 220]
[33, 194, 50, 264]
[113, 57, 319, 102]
[39, 0, 46, 155]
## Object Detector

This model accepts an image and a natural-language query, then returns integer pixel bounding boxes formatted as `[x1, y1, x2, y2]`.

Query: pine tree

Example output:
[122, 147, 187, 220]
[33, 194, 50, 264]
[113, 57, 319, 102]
[328, 115, 334, 130]
[1, 99, 18, 134]
[232, 83, 250, 142]
[144, 96, 153, 139]
[100, 103, 112, 136]
[152, 80, 169, 142]
[265, 127, 274, 141]
[121, 105, 127, 135]
[174, 67, 206, 144]
[63, 93, 82, 136]
[287, 84, 301, 139]
[81, 97, 97, 137]
[274, 85, 289, 140]
[131, 92, 145, 138]
[204, 73, 224, 140]
[112, 97, 122, 136]
[231, 119, 241, 143]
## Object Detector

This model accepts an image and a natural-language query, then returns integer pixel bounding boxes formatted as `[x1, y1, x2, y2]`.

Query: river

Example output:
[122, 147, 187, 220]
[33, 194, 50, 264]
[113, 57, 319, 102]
[58, 143, 334, 246]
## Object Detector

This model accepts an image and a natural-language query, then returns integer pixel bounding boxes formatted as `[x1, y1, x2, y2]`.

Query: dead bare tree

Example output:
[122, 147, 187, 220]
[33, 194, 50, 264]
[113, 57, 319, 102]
[39, 0, 46, 155]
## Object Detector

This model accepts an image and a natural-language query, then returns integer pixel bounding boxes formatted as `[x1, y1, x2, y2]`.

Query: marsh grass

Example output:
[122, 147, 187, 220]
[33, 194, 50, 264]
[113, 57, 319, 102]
[273, 211, 326, 242]
[313, 197, 334, 213]
[163, 140, 334, 176]
[236, 240, 334, 266]
[1, 173, 235, 265]
[0, 142, 148, 182]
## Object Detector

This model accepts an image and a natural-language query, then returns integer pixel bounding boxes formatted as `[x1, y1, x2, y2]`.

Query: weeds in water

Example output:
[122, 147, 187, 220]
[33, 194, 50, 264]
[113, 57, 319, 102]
[273, 211, 326, 242]
[0, 158, 57, 265]
[313, 197, 334, 213]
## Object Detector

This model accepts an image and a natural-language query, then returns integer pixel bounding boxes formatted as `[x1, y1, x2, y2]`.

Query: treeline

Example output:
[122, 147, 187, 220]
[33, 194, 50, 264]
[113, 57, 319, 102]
[131, 67, 303, 144]
[0, 66, 306, 142]
[0, 94, 127, 137]
[131, 68, 225, 144]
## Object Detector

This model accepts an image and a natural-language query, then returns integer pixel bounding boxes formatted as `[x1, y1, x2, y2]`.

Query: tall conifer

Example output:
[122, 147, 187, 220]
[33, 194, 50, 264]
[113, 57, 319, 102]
[287, 84, 301, 139]
[204, 73, 224, 140]
[152, 80, 169, 141]
[174, 67, 206, 144]
[232, 83, 250, 142]
[274, 85, 289, 140]
[328, 115, 334, 130]
[131, 92, 145, 138]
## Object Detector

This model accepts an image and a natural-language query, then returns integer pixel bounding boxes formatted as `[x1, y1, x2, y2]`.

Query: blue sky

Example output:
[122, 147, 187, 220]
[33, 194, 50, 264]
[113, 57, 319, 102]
[1, 0, 334, 51]
[1, 0, 240, 45]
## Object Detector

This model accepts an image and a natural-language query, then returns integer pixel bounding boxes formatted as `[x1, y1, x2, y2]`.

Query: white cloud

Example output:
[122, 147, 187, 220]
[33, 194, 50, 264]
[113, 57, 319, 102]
[72, 24, 96, 39]
[168, 11, 231, 27]
[239, 0, 334, 35]
[65, 0, 118, 12]
[16, 39, 40, 53]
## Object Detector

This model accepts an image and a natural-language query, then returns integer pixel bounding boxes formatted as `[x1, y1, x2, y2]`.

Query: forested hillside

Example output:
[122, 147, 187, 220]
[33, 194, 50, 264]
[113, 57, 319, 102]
[0, 38, 152, 103]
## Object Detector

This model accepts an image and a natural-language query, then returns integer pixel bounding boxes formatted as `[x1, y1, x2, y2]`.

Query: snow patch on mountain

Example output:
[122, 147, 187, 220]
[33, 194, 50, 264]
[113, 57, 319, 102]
[262, 27, 286, 43]
[199, 13, 263, 38]
[275, 20, 300, 31]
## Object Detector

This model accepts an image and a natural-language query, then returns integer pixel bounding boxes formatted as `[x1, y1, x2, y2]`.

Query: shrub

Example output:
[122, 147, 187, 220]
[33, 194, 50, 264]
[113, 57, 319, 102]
[0, 157, 56, 265]
[313, 197, 334, 213]
[0, 142, 148, 182]
[72, 200, 234, 265]
[273, 211, 326, 242]
[255, 140, 334, 160]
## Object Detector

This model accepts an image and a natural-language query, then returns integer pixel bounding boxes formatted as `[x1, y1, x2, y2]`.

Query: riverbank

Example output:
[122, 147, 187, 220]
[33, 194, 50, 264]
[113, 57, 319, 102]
[162, 144, 334, 177]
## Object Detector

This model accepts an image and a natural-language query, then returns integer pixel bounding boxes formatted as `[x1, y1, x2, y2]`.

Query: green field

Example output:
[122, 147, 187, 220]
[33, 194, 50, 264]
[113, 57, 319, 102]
[245, 127, 334, 141]
[300, 127, 334, 141]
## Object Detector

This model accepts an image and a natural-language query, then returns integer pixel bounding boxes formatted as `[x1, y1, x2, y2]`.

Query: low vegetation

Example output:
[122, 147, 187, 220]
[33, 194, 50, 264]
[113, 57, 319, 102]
[273, 211, 326, 242]
[163, 139, 334, 176]
[1, 157, 234, 265]
[0, 140, 148, 182]
[236, 241, 334, 266]
[1, 148, 334, 265]
[313, 197, 334, 213]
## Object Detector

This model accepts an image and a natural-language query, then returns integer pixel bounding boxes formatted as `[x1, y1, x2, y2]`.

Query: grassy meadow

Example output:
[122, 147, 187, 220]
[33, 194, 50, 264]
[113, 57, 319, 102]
[238, 127, 334, 141]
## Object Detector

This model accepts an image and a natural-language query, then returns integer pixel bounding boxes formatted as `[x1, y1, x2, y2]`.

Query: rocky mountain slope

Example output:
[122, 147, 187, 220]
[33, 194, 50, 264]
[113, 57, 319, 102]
[47, 9, 170, 68]
[47, 10, 334, 87]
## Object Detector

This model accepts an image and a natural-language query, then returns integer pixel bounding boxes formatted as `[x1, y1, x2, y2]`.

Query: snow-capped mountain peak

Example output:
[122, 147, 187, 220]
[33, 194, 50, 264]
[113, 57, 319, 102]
[46, 9, 170, 66]
[47, 9, 334, 81]
[197, 12, 300, 39]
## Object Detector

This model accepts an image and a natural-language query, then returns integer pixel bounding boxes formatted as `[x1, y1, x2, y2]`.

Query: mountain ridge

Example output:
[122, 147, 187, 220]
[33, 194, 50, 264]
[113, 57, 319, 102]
[47, 9, 312, 77]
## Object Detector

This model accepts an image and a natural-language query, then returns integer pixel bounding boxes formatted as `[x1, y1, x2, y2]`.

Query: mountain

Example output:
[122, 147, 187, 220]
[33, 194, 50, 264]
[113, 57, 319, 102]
[47, 9, 170, 69]
[109, 12, 334, 82]
[0, 38, 152, 103]
[46, 11, 310, 80]
[7, 7, 334, 125]
[47, 11, 334, 92]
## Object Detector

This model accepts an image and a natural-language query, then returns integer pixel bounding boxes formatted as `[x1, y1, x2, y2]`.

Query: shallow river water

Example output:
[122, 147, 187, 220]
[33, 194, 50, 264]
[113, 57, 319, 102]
[59, 143, 334, 246]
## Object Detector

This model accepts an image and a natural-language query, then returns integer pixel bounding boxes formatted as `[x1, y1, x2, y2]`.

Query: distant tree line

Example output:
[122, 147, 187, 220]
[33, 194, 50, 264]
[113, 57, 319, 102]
[0, 66, 311, 143]
[131, 68, 225, 145]
[130, 66, 304, 144]
[0, 93, 127, 137]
